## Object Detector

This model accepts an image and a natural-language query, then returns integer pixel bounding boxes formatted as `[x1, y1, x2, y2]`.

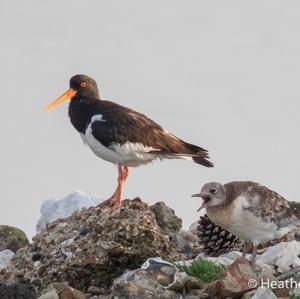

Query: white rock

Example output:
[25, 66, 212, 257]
[220, 250, 243, 260]
[251, 287, 277, 299]
[38, 288, 59, 299]
[0, 249, 15, 270]
[196, 252, 236, 266]
[205, 256, 234, 266]
[257, 241, 300, 273]
[36, 191, 102, 232]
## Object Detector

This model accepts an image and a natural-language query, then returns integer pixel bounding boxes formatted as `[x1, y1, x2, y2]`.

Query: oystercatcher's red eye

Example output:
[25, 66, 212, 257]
[80, 81, 87, 88]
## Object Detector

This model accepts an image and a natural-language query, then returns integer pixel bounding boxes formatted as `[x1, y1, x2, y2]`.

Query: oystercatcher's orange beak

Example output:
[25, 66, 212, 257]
[44, 88, 77, 111]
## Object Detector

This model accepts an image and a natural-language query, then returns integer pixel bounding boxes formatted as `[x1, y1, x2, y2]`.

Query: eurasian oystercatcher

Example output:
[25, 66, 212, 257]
[45, 74, 213, 208]
[192, 181, 300, 267]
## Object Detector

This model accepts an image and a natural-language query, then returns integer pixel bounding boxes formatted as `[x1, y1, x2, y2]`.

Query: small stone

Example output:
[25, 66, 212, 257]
[87, 286, 107, 295]
[184, 276, 203, 292]
[107, 247, 124, 257]
[176, 230, 197, 254]
[80, 225, 92, 236]
[32, 252, 44, 262]
[60, 286, 86, 299]
[39, 288, 59, 299]
[252, 287, 277, 299]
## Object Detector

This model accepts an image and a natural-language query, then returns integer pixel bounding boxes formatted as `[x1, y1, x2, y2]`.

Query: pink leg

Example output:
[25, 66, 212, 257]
[100, 164, 128, 209]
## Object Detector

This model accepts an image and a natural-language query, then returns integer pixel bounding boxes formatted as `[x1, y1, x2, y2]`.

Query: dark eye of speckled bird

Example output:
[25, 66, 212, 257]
[210, 187, 217, 194]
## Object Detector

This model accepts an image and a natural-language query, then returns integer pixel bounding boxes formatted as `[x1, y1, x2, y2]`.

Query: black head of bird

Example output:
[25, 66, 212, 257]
[44, 74, 100, 111]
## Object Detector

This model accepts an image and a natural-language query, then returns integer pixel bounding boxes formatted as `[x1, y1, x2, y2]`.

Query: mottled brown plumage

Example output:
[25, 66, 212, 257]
[193, 181, 300, 268]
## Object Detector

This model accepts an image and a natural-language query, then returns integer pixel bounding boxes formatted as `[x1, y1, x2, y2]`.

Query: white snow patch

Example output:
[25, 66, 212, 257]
[0, 249, 15, 270]
[36, 191, 102, 232]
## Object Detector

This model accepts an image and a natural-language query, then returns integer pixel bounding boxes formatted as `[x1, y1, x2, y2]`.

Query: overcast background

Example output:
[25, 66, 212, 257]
[1, 0, 300, 239]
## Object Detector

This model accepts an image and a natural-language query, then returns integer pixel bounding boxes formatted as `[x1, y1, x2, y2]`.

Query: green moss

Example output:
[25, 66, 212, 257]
[290, 295, 300, 299]
[176, 258, 224, 283]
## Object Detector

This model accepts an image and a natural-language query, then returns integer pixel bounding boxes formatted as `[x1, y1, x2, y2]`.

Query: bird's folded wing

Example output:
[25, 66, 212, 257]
[90, 102, 206, 155]
[244, 183, 298, 227]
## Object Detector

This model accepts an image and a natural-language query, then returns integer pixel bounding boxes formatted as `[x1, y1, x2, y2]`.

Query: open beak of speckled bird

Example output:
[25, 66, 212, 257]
[191, 192, 212, 212]
[44, 88, 77, 111]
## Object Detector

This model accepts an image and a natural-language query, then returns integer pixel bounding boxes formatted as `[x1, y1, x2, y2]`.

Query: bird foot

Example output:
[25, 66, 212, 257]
[98, 193, 122, 210]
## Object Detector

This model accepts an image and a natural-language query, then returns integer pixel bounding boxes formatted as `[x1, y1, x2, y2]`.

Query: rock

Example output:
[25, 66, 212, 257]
[196, 253, 234, 267]
[0, 249, 15, 270]
[183, 276, 203, 292]
[60, 286, 86, 299]
[38, 287, 59, 299]
[186, 288, 210, 298]
[176, 230, 197, 254]
[0, 281, 37, 299]
[88, 296, 111, 299]
[112, 257, 184, 298]
[0, 225, 29, 253]
[150, 202, 182, 240]
[255, 263, 277, 285]
[256, 241, 300, 273]
[251, 287, 277, 299]
[36, 191, 102, 232]
[86, 286, 106, 295]
[188, 221, 198, 233]
[2, 198, 180, 293]
[214, 257, 257, 298]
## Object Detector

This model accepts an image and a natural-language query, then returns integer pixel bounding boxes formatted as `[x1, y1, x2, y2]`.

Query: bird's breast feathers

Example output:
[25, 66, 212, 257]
[207, 194, 293, 244]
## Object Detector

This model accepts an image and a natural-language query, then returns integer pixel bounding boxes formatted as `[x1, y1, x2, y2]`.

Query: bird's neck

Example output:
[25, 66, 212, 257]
[68, 96, 100, 133]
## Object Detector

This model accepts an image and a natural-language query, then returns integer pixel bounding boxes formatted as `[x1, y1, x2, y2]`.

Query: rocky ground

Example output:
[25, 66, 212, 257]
[1, 194, 300, 298]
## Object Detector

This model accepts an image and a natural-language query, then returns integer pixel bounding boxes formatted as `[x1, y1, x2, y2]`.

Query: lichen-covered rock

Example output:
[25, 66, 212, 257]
[0, 225, 29, 253]
[2, 198, 180, 294]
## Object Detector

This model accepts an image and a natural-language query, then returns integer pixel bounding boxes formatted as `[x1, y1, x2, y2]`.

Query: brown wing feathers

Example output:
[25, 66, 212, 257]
[149, 131, 213, 167]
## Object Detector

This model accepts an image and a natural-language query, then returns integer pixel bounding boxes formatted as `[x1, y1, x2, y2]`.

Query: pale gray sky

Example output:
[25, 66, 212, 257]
[1, 0, 300, 239]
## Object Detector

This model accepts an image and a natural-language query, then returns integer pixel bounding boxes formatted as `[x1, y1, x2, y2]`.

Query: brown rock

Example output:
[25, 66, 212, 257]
[60, 286, 86, 299]
[214, 257, 257, 298]
[87, 286, 107, 295]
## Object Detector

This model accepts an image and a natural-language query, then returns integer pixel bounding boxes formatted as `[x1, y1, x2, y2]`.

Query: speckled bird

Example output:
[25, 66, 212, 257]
[192, 181, 300, 267]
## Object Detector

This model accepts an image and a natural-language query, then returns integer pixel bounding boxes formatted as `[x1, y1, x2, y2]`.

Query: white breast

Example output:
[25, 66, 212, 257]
[208, 195, 291, 245]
